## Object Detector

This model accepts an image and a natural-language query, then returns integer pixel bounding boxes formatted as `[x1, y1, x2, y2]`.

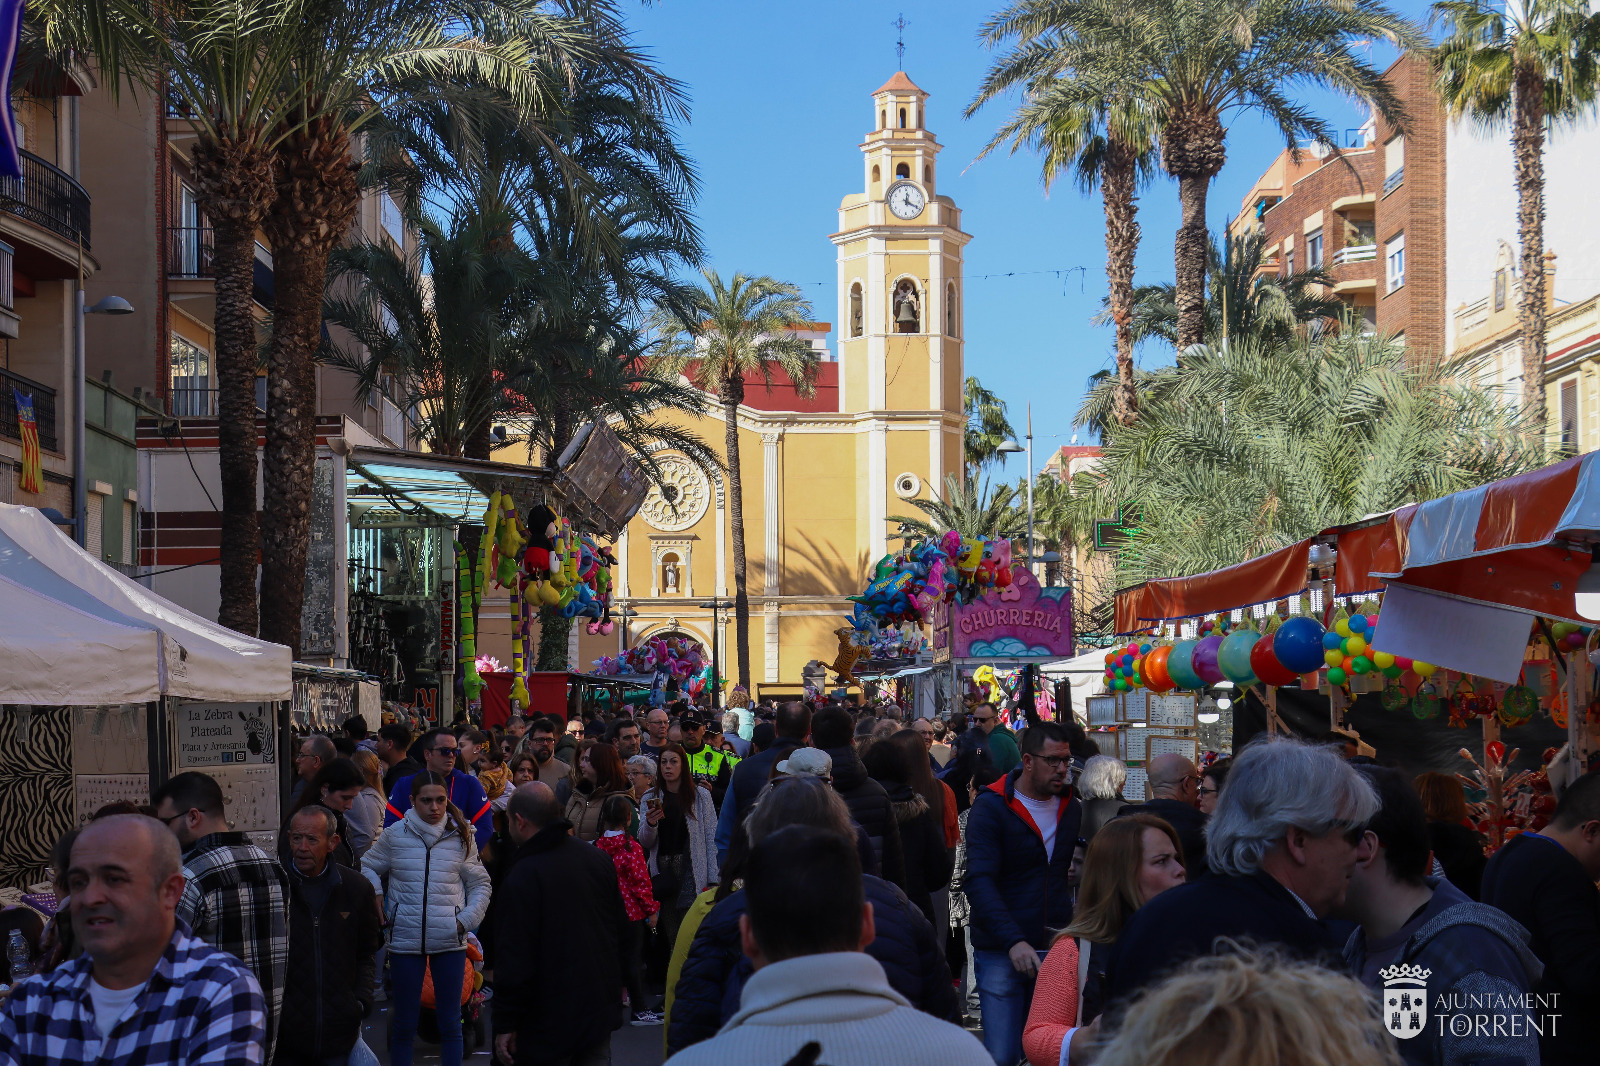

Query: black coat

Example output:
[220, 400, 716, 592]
[277, 809, 358, 873]
[666, 873, 959, 1056]
[1106, 870, 1343, 1006]
[824, 746, 906, 890]
[277, 862, 383, 1061]
[1482, 831, 1600, 1065]
[1080, 796, 1123, 842]
[1428, 819, 1487, 900]
[493, 821, 628, 1064]
[886, 783, 954, 926]
[382, 756, 421, 797]
[1118, 797, 1209, 880]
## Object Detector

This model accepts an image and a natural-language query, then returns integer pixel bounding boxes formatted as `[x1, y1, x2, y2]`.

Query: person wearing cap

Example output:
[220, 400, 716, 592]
[776, 748, 885, 881]
[679, 711, 736, 811]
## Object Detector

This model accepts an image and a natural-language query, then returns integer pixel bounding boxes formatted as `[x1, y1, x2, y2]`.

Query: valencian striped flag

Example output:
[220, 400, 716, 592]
[13, 387, 40, 493]
[0, 0, 23, 179]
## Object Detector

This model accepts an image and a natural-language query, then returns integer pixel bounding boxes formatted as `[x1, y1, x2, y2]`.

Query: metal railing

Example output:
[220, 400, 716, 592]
[1333, 244, 1377, 265]
[0, 241, 14, 311]
[170, 384, 217, 417]
[169, 225, 215, 278]
[0, 367, 59, 451]
[1383, 167, 1404, 196]
[0, 150, 91, 250]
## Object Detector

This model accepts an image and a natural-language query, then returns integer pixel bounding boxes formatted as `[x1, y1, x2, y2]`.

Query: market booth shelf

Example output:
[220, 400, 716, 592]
[0, 503, 292, 889]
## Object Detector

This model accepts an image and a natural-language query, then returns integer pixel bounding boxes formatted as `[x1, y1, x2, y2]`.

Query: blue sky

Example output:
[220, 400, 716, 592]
[627, 0, 1429, 464]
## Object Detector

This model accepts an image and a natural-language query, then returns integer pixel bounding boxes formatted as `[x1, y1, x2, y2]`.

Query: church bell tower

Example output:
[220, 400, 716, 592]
[832, 71, 970, 558]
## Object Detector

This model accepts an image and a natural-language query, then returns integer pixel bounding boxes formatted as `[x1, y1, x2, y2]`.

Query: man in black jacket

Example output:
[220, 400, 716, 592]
[1118, 753, 1208, 879]
[276, 806, 383, 1066]
[715, 702, 811, 864]
[494, 782, 628, 1066]
[813, 705, 906, 890]
[1107, 735, 1379, 1006]
[1482, 770, 1600, 1065]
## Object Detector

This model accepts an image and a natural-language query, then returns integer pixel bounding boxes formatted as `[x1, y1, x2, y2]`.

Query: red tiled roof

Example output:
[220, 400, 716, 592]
[872, 71, 926, 96]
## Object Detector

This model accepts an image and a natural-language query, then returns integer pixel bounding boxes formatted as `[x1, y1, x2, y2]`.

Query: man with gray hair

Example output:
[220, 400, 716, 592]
[1107, 734, 1380, 1003]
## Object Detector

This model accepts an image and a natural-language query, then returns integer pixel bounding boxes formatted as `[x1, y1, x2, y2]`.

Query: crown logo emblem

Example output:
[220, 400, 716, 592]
[1379, 964, 1433, 984]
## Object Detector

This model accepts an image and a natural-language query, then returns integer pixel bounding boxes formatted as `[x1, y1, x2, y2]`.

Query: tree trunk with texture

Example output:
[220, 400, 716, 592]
[537, 606, 573, 671]
[1513, 62, 1549, 443]
[723, 380, 750, 692]
[1163, 111, 1227, 354]
[190, 133, 274, 636]
[259, 118, 361, 653]
[1102, 140, 1142, 426]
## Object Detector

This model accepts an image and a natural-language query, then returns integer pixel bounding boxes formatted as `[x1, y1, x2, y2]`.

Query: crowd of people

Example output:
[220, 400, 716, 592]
[1, 697, 1597, 1066]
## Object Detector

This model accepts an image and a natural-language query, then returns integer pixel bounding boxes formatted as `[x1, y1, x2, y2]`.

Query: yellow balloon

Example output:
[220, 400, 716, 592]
[1346, 635, 1368, 656]
[1335, 619, 1353, 638]
[1413, 660, 1436, 677]
[1325, 648, 1344, 667]
[1372, 651, 1396, 669]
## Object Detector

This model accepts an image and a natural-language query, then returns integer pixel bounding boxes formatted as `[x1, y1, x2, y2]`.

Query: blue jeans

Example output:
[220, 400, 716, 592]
[388, 950, 466, 1066]
[974, 948, 1043, 1066]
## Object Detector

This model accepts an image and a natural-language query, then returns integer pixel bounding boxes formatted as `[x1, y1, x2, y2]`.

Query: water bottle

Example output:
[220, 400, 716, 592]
[6, 929, 33, 982]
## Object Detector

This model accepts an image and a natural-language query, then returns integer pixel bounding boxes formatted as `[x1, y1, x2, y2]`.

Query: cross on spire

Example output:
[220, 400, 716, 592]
[893, 13, 910, 69]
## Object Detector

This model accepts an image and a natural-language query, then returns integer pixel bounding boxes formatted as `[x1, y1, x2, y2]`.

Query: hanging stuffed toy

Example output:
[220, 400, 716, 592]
[455, 541, 485, 702]
[522, 504, 561, 605]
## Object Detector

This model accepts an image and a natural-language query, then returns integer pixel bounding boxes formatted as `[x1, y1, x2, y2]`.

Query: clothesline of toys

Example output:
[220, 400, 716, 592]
[847, 531, 1017, 636]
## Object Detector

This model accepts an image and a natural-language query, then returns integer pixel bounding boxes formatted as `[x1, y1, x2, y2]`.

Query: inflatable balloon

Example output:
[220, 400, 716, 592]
[1217, 629, 1261, 686]
[1143, 645, 1176, 692]
[1192, 634, 1225, 685]
[1250, 635, 1302, 687]
[1166, 640, 1205, 691]
[1273, 617, 1328, 674]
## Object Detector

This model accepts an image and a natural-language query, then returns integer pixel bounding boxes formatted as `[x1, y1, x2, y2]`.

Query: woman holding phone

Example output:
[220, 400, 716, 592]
[637, 743, 717, 957]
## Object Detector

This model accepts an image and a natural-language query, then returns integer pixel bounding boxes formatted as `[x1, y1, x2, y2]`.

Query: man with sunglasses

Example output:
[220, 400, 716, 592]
[1107, 735, 1380, 1007]
[1118, 753, 1210, 880]
[381, 727, 493, 848]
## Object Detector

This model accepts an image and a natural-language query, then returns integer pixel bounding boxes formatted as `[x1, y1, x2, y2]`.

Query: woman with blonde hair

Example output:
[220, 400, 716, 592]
[1092, 949, 1403, 1066]
[1023, 814, 1186, 1066]
[348, 748, 387, 857]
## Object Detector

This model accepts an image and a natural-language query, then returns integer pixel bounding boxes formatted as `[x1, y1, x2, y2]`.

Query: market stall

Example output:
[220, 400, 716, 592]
[0, 503, 293, 887]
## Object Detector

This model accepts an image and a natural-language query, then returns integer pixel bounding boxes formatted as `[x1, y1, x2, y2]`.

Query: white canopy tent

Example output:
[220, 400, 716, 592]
[0, 504, 292, 705]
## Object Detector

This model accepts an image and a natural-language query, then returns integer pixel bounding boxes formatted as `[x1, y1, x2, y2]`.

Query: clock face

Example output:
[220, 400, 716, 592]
[887, 181, 926, 220]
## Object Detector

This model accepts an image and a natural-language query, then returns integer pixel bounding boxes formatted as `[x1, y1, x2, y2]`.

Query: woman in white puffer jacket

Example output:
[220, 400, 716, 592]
[362, 770, 491, 1066]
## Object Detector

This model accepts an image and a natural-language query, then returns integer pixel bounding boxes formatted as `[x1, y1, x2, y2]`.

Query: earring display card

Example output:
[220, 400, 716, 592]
[1119, 689, 1149, 724]
[1086, 695, 1118, 727]
[1148, 693, 1197, 729]
[1123, 766, 1149, 803]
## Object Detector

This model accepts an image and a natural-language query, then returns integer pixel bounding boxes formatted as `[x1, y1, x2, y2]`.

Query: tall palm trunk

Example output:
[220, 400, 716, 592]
[1164, 110, 1227, 353]
[259, 117, 361, 652]
[722, 374, 750, 692]
[1102, 138, 1141, 425]
[1512, 61, 1549, 440]
[190, 133, 274, 636]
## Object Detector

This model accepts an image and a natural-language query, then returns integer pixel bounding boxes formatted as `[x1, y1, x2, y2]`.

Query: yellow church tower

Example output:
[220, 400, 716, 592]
[834, 71, 970, 562]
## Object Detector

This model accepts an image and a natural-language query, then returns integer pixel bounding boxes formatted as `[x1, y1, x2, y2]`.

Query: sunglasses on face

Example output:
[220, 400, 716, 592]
[432, 747, 458, 757]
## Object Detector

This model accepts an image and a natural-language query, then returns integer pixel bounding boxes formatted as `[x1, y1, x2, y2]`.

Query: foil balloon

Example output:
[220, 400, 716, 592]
[1217, 629, 1261, 687]
[1143, 645, 1175, 693]
[1250, 635, 1301, 687]
[1191, 634, 1225, 685]
[1166, 640, 1205, 691]
[1273, 616, 1329, 675]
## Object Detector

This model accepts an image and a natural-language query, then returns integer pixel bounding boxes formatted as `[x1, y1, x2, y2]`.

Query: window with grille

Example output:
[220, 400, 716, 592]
[1562, 379, 1578, 453]
[86, 492, 104, 558]
[170, 334, 212, 415]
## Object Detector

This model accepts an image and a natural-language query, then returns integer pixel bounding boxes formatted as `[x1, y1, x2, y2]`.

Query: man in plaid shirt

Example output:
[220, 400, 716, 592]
[152, 772, 290, 1047]
[0, 814, 266, 1064]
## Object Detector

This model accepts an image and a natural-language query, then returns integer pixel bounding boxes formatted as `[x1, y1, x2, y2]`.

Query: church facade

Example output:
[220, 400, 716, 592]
[576, 71, 969, 694]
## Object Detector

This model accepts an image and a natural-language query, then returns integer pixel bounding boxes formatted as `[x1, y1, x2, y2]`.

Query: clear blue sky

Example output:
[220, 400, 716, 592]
[628, 0, 1429, 465]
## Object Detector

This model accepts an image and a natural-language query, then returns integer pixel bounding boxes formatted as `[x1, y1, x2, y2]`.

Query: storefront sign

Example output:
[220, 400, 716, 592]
[175, 702, 275, 767]
[951, 568, 1073, 659]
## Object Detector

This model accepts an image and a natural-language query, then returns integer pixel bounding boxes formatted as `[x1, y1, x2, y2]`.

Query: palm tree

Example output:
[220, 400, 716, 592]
[656, 271, 820, 691]
[1016, 0, 1423, 350]
[1433, 0, 1600, 435]
[970, 11, 1160, 426]
[1065, 328, 1543, 586]
[891, 473, 1025, 540]
[963, 376, 1016, 475]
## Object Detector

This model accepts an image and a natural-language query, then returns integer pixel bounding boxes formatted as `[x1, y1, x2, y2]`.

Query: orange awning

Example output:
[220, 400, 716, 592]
[1115, 539, 1312, 633]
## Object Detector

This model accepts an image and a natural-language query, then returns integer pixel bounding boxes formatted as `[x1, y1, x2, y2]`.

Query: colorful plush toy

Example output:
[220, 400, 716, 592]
[830, 626, 869, 685]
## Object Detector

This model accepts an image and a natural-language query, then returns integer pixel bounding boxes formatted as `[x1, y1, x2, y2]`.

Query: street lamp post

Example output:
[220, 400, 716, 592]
[73, 293, 135, 547]
[697, 598, 731, 709]
[616, 605, 639, 651]
[999, 406, 1063, 583]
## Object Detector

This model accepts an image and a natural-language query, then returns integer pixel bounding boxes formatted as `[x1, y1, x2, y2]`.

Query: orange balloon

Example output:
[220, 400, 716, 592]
[1143, 645, 1175, 692]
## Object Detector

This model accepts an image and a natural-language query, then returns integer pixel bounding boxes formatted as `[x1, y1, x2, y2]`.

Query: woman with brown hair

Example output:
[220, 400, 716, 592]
[1022, 813, 1187, 1066]
[563, 739, 633, 841]
[864, 729, 953, 927]
[639, 742, 719, 962]
[1415, 770, 1487, 899]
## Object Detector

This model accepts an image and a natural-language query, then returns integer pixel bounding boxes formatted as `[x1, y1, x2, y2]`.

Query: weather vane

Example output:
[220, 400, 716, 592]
[893, 13, 910, 69]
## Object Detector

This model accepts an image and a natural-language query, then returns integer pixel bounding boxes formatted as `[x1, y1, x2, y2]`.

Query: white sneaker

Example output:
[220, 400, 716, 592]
[631, 1010, 663, 1026]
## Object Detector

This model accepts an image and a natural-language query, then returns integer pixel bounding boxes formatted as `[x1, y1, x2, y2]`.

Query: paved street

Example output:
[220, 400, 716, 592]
[364, 1000, 666, 1066]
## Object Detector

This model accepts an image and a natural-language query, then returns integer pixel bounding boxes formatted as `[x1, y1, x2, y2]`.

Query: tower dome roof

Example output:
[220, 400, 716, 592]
[871, 71, 926, 96]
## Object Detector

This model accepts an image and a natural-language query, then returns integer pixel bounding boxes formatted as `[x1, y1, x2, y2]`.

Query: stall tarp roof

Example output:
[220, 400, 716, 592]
[0, 504, 292, 704]
[1115, 539, 1313, 633]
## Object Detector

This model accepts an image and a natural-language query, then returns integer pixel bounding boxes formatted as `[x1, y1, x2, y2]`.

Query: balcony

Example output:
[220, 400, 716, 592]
[169, 225, 215, 278]
[1383, 167, 1404, 197]
[169, 378, 268, 417]
[0, 367, 58, 451]
[1333, 244, 1377, 266]
[0, 149, 91, 251]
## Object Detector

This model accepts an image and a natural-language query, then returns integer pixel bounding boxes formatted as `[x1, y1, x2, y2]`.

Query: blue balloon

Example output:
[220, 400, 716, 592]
[1166, 640, 1205, 691]
[1348, 614, 1369, 633]
[1274, 616, 1329, 674]
[1322, 630, 1343, 650]
[1218, 629, 1261, 686]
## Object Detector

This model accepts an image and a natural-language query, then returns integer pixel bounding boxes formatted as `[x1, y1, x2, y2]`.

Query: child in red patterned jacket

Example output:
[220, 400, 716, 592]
[596, 793, 661, 1026]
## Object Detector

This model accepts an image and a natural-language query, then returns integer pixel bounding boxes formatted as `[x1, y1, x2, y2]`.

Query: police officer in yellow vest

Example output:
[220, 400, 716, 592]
[679, 709, 736, 810]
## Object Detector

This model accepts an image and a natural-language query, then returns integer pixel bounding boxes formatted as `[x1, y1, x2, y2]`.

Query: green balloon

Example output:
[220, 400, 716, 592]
[1351, 657, 1372, 674]
[1327, 667, 1348, 686]
[1382, 664, 1403, 679]
[1113, 679, 1129, 691]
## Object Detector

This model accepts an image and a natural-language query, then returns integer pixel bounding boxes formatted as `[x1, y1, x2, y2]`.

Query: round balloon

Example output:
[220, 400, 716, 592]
[1166, 640, 1205, 691]
[1274, 616, 1329, 674]
[1218, 629, 1261, 686]
[1327, 667, 1348, 686]
[1143, 645, 1175, 692]
[1191, 634, 1226, 685]
[1250, 635, 1302, 687]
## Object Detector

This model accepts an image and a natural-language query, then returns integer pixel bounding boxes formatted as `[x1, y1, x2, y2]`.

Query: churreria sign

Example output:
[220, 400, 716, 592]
[1380, 964, 1560, 1040]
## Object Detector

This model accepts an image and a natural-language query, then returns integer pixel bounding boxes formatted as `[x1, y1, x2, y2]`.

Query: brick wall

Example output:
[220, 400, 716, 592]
[1373, 55, 1447, 363]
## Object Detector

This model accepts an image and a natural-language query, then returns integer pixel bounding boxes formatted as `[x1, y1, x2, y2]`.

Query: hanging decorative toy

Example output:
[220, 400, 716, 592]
[1448, 675, 1480, 728]
[1217, 628, 1261, 687]
[1412, 682, 1442, 720]
[1272, 616, 1329, 675]
[455, 541, 485, 702]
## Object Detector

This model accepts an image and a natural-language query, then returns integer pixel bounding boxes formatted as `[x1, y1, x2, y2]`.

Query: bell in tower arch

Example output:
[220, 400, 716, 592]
[893, 280, 920, 334]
